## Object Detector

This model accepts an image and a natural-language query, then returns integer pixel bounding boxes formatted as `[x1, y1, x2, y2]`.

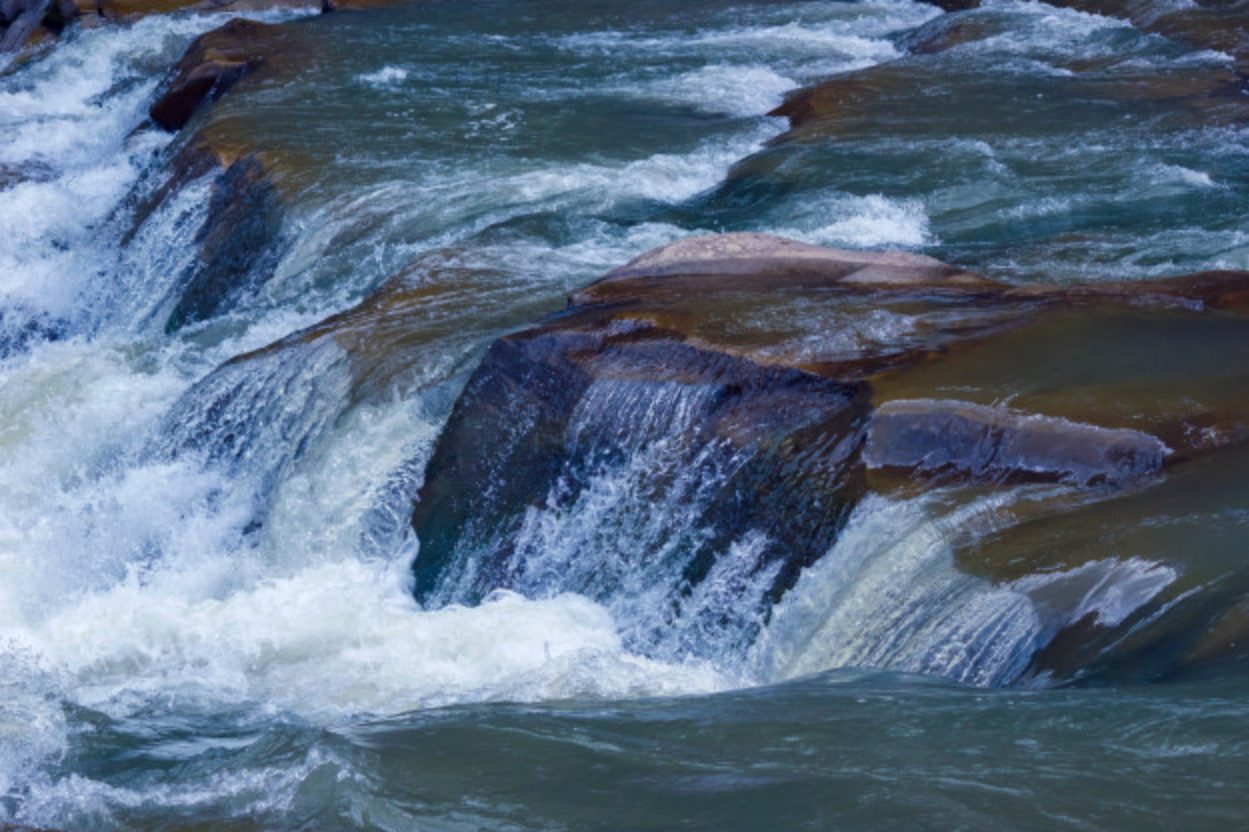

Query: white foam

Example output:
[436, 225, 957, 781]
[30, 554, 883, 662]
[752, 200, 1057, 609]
[25, 561, 726, 721]
[358, 66, 409, 87]
[0, 10, 309, 332]
[634, 64, 797, 118]
[1149, 163, 1219, 189]
[781, 193, 934, 249]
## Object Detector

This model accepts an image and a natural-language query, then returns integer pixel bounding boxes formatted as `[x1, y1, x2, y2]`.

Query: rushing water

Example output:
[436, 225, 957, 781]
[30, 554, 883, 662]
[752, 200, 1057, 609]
[2, 0, 1248, 828]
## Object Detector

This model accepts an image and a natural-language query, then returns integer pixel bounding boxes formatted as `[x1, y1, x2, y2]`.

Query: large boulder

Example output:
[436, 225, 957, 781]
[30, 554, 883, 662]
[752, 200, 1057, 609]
[410, 235, 1037, 657]
[408, 232, 1249, 677]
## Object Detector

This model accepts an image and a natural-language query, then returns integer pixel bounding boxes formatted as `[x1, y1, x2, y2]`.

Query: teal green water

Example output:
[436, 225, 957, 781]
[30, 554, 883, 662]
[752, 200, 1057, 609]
[1, 0, 1248, 828]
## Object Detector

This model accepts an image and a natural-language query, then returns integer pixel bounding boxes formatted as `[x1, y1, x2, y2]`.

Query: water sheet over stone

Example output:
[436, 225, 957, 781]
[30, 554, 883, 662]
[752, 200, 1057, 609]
[410, 232, 1249, 680]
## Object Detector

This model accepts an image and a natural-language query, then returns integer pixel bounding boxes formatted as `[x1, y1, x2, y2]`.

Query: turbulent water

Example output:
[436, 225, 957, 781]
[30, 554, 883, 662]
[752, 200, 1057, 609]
[2, 0, 1248, 828]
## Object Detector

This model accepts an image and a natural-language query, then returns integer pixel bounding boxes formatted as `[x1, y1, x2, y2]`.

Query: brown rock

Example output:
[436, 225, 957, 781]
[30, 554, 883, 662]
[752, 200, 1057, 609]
[149, 18, 285, 132]
[922, 0, 981, 12]
[405, 233, 1249, 673]
[0, 0, 71, 52]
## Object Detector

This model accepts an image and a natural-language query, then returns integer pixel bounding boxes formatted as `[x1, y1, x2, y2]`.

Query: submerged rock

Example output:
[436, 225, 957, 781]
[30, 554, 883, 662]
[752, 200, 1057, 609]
[1042, 0, 1249, 76]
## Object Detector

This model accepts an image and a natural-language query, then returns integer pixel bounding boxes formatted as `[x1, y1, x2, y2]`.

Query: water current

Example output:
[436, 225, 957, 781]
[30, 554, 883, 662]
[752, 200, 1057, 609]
[1, 0, 1248, 828]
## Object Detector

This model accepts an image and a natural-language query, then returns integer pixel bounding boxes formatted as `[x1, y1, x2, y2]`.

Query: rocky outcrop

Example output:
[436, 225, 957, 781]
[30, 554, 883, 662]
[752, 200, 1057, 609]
[1043, 0, 1249, 77]
[918, 0, 1249, 75]
[411, 270, 874, 655]
[149, 18, 285, 131]
[578, 231, 993, 292]
[769, 52, 1248, 142]
[408, 233, 1249, 672]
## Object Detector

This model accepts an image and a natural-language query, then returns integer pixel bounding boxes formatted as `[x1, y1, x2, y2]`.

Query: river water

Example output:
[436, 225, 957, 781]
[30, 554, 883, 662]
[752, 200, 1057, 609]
[1, 0, 1248, 828]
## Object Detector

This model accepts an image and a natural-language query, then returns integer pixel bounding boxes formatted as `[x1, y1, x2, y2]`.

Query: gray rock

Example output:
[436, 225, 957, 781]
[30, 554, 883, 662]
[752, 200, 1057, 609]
[867, 399, 1171, 486]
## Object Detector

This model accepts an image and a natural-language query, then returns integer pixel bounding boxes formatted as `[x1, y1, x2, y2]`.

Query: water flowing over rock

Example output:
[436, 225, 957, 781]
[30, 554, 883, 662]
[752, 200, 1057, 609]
[118, 137, 287, 332]
[411, 233, 1249, 681]
[411, 297, 873, 659]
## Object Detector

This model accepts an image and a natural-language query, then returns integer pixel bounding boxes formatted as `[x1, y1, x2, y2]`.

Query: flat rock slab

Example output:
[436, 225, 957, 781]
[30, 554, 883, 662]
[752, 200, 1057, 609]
[867, 399, 1171, 486]
[580, 232, 993, 294]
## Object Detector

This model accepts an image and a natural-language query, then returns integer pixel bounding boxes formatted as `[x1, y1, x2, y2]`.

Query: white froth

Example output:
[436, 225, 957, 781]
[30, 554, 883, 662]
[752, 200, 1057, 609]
[358, 65, 409, 86]
[0, 10, 308, 328]
[782, 193, 933, 249]
[1150, 163, 1219, 189]
[637, 64, 796, 118]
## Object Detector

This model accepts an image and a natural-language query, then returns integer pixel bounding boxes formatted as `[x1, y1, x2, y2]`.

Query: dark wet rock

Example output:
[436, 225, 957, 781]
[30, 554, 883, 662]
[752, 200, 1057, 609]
[921, 0, 980, 13]
[115, 135, 287, 332]
[149, 19, 284, 132]
[901, 12, 1008, 55]
[0, 0, 73, 52]
[165, 152, 284, 331]
[866, 399, 1170, 486]
[412, 321, 871, 657]
[408, 237, 929, 657]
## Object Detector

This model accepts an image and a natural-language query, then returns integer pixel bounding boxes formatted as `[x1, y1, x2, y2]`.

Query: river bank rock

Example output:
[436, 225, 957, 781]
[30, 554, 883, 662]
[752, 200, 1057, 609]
[921, 0, 1249, 75]
[1044, 0, 1249, 76]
